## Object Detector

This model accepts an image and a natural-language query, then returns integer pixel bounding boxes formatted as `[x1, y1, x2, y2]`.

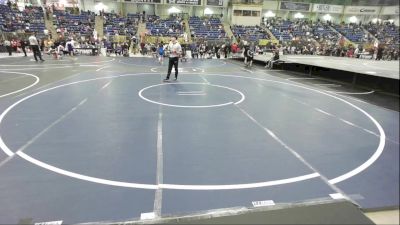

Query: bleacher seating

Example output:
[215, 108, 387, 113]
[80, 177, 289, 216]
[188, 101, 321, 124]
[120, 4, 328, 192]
[0, 5, 45, 35]
[364, 22, 399, 48]
[103, 13, 138, 37]
[333, 23, 366, 43]
[54, 10, 95, 36]
[311, 22, 340, 45]
[146, 16, 183, 36]
[189, 16, 225, 40]
[231, 25, 268, 42]
[266, 19, 309, 42]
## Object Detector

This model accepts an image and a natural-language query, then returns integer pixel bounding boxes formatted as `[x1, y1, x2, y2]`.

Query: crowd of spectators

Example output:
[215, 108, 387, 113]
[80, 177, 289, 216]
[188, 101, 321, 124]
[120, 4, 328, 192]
[1, 1, 398, 62]
[333, 22, 373, 43]
[103, 12, 138, 38]
[364, 21, 399, 48]
[0, 4, 45, 35]
[259, 37, 398, 60]
[146, 16, 184, 37]
[53, 9, 95, 39]
[231, 25, 268, 43]
[259, 18, 398, 60]
[265, 18, 311, 42]
[189, 16, 226, 41]
[311, 20, 340, 47]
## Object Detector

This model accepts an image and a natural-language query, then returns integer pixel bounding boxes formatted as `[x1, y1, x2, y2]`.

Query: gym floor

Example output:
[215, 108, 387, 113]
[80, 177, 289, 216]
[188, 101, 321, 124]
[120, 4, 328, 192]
[0, 56, 398, 224]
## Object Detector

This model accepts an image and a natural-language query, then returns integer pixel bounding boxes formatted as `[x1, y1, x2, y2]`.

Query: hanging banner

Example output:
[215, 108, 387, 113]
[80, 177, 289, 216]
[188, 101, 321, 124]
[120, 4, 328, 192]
[381, 6, 399, 15]
[206, 0, 223, 7]
[344, 6, 381, 15]
[124, 0, 162, 3]
[312, 4, 344, 14]
[46, 0, 77, 8]
[279, 2, 310, 12]
[166, 0, 202, 5]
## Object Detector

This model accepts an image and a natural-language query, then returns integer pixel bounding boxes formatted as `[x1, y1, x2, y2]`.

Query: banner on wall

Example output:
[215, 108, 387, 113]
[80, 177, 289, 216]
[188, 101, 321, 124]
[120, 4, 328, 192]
[46, 0, 78, 9]
[124, 0, 162, 3]
[279, 2, 310, 12]
[258, 39, 279, 46]
[312, 4, 344, 14]
[381, 6, 399, 15]
[344, 6, 381, 15]
[166, 0, 202, 5]
[206, 0, 223, 7]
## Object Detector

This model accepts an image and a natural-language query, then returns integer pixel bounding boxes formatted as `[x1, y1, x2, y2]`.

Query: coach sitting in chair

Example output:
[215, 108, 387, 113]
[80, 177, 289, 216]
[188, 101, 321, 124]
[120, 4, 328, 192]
[265, 50, 280, 69]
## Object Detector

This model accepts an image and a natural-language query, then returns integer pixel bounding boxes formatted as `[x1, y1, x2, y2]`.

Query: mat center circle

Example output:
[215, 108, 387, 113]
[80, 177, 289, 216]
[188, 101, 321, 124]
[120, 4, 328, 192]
[138, 82, 245, 108]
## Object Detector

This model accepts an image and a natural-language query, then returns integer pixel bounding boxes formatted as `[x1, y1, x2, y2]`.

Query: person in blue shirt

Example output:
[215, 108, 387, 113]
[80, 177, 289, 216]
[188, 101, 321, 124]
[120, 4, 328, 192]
[158, 42, 165, 65]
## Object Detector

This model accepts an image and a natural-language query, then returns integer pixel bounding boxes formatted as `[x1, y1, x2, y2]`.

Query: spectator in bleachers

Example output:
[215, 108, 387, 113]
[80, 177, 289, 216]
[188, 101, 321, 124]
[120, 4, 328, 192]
[54, 9, 95, 41]
[189, 16, 225, 43]
[259, 17, 399, 61]
[232, 25, 269, 43]
[0, 5, 45, 35]
[364, 21, 399, 51]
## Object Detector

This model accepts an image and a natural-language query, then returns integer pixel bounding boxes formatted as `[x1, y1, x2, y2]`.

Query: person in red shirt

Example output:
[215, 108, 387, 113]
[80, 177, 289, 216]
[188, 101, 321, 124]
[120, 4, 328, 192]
[231, 42, 239, 55]
[11, 39, 18, 52]
[140, 42, 146, 55]
[347, 48, 354, 58]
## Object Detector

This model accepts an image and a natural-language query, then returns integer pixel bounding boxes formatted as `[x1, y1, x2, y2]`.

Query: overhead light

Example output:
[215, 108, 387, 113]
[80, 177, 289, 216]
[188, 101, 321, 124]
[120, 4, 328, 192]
[264, 11, 275, 18]
[168, 6, 181, 14]
[95, 2, 107, 11]
[294, 12, 304, 19]
[372, 18, 382, 23]
[204, 8, 213, 15]
[388, 19, 394, 23]
[323, 14, 332, 21]
[349, 16, 358, 23]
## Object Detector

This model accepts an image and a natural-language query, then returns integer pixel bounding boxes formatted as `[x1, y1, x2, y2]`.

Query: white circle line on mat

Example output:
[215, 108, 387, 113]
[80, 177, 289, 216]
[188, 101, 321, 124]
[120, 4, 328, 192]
[0, 73, 385, 189]
[0, 71, 40, 99]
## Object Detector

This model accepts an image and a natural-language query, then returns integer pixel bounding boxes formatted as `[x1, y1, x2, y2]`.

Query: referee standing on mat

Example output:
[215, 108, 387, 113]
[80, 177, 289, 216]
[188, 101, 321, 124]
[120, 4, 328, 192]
[164, 36, 182, 81]
[29, 32, 45, 62]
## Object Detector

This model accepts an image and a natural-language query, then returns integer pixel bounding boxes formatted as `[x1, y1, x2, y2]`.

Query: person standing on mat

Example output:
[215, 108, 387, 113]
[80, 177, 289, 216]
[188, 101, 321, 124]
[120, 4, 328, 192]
[4, 39, 12, 56]
[29, 33, 45, 62]
[164, 36, 182, 81]
[20, 39, 28, 57]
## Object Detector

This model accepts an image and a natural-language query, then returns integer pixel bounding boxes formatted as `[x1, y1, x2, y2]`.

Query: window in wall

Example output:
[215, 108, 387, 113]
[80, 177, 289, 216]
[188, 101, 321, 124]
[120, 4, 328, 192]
[243, 10, 251, 16]
[252, 11, 260, 16]
[234, 10, 242, 16]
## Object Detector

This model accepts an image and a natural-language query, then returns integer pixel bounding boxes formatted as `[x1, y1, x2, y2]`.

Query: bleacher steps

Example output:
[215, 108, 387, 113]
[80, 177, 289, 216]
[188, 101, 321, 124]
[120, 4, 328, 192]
[264, 26, 277, 40]
[223, 22, 236, 43]
[183, 18, 191, 43]
[362, 26, 379, 45]
[95, 16, 104, 39]
[44, 13, 57, 40]
[137, 22, 147, 43]
[329, 25, 356, 46]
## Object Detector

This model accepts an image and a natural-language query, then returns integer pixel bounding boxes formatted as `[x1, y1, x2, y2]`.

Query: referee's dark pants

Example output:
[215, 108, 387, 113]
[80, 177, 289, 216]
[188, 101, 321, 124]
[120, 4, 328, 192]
[6, 46, 12, 56]
[31, 45, 43, 61]
[21, 46, 27, 56]
[166, 57, 179, 79]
